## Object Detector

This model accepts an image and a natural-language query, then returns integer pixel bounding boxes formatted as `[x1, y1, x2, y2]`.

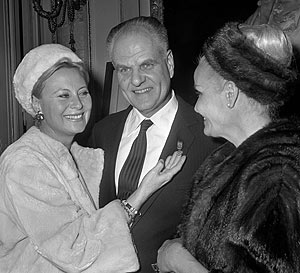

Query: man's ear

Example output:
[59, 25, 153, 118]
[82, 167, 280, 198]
[224, 81, 239, 109]
[166, 49, 174, 78]
[31, 95, 41, 113]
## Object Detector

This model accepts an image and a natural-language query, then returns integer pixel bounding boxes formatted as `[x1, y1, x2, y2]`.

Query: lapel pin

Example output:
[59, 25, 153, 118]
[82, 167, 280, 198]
[177, 140, 183, 155]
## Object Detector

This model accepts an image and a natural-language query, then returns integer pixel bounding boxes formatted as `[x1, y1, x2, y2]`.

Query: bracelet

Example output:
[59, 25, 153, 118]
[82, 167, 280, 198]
[120, 200, 141, 227]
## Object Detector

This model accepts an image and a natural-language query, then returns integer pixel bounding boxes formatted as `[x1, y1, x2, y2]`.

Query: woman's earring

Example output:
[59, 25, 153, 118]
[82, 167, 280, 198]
[35, 110, 44, 121]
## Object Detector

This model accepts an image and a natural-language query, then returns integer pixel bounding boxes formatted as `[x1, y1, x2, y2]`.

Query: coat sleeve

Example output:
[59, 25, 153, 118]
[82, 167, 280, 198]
[221, 165, 300, 273]
[2, 152, 138, 273]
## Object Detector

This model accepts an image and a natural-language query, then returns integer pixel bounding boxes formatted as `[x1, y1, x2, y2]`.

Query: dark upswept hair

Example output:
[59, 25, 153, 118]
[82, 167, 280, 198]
[203, 22, 298, 118]
[106, 16, 169, 59]
[32, 57, 89, 99]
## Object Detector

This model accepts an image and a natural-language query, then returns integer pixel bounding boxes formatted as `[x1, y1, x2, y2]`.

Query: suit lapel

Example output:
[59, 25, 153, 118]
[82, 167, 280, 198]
[132, 97, 196, 227]
[160, 110, 194, 160]
[99, 108, 131, 207]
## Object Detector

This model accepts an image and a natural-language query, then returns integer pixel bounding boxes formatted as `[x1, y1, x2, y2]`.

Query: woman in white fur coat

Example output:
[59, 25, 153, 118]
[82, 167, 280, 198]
[0, 44, 185, 273]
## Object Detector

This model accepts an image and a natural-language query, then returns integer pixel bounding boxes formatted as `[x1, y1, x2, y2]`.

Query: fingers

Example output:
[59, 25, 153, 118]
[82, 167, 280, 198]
[159, 155, 186, 186]
[164, 151, 184, 170]
[152, 159, 165, 173]
[165, 155, 171, 167]
[138, 153, 186, 198]
[167, 155, 186, 175]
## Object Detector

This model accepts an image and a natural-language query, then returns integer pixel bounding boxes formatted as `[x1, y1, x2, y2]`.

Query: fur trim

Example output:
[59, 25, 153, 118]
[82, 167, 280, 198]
[203, 22, 297, 105]
[179, 119, 300, 272]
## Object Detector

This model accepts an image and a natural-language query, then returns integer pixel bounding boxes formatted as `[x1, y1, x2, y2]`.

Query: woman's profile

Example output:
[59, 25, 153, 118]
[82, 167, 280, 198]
[157, 22, 300, 273]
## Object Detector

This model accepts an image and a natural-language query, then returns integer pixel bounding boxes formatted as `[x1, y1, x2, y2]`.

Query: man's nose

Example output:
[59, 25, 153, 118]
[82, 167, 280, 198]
[131, 69, 146, 86]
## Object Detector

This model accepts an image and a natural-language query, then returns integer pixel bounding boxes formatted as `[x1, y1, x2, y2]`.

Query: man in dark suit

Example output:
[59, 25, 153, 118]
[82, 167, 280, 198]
[89, 16, 219, 273]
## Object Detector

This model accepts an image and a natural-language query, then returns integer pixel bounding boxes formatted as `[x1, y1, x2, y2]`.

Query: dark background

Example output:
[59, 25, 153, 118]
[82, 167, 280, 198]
[163, 0, 259, 105]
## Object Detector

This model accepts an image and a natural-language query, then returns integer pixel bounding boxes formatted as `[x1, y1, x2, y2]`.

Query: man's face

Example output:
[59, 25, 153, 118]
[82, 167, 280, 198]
[112, 31, 174, 117]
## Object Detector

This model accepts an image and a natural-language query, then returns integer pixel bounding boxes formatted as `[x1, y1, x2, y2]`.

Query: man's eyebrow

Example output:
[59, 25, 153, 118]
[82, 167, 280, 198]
[141, 58, 159, 64]
[113, 58, 159, 70]
[114, 64, 129, 70]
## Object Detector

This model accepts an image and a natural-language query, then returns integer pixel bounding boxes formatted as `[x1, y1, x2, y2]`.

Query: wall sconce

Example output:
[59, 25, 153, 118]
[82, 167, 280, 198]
[32, 0, 87, 51]
[150, 0, 164, 23]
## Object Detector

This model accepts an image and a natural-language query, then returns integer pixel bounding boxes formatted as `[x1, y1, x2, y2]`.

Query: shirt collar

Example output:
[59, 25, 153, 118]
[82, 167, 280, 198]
[126, 91, 178, 136]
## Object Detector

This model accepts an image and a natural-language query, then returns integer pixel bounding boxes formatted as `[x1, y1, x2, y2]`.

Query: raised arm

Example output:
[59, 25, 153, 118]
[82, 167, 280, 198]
[127, 151, 186, 212]
[1, 151, 138, 273]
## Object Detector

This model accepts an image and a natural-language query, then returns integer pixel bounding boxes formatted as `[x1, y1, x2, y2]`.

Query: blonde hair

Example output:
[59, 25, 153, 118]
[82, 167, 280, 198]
[32, 58, 89, 99]
[239, 24, 293, 66]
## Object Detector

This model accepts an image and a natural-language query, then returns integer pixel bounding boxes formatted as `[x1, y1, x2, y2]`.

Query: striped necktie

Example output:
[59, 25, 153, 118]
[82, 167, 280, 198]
[117, 119, 153, 200]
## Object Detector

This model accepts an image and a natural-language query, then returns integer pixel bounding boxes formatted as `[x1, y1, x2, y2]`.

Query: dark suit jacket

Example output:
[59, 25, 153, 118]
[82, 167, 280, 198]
[89, 96, 219, 273]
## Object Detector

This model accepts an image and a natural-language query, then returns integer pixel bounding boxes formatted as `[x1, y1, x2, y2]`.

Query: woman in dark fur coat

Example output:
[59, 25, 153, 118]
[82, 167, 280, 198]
[156, 22, 300, 273]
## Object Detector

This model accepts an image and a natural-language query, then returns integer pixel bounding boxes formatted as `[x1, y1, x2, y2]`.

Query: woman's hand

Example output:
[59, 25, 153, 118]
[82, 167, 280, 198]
[157, 238, 208, 273]
[141, 151, 186, 191]
[139, 151, 186, 200]
[127, 151, 186, 210]
[157, 238, 185, 272]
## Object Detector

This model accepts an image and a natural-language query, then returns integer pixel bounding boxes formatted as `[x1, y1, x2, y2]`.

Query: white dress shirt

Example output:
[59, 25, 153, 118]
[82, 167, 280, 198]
[115, 91, 178, 192]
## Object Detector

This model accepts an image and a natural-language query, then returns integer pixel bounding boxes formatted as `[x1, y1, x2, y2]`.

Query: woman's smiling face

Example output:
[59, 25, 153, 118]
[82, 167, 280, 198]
[37, 67, 91, 146]
[194, 57, 228, 138]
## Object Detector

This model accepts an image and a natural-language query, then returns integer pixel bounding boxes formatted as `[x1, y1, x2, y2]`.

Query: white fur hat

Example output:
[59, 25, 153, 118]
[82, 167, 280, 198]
[13, 43, 82, 117]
